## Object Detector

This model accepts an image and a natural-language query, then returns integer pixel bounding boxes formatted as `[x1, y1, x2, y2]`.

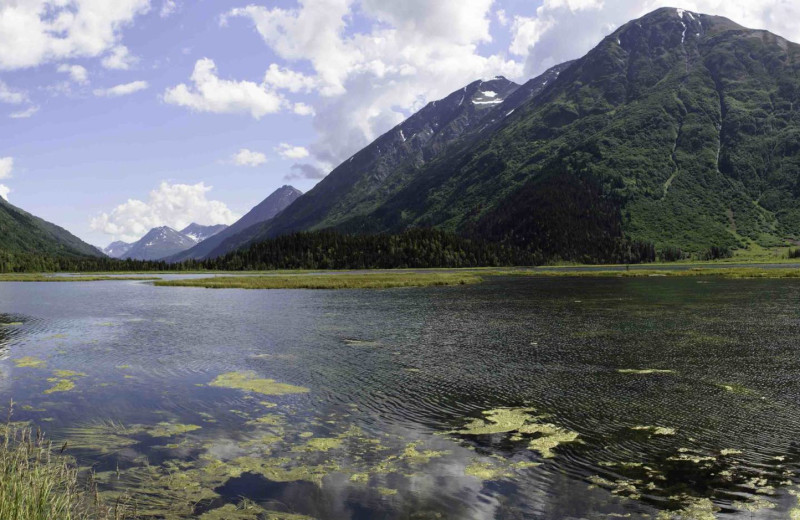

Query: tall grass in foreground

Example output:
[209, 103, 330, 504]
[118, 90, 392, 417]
[0, 413, 131, 520]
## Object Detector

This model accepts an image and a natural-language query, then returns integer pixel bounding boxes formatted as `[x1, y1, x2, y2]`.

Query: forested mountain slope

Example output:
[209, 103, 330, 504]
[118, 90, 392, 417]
[0, 197, 104, 260]
[221, 8, 800, 263]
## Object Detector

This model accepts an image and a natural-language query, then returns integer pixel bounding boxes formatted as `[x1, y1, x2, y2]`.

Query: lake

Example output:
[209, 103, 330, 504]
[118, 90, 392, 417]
[1, 275, 799, 519]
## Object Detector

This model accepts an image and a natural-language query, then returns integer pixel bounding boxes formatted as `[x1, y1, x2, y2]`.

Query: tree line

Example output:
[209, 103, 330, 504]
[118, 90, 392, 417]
[0, 228, 740, 273]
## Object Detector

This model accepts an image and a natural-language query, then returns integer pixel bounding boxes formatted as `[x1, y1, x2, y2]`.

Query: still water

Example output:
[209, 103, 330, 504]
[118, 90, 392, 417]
[1, 276, 800, 519]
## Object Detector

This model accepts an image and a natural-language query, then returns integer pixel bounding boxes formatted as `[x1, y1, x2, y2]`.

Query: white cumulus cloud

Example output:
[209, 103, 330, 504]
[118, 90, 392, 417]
[509, 0, 800, 76]
[93, 81, 149, 97]
[90, 181, 240, 242]
[9, 106, 39, 119]
[276, 144, 310, 160]
[0, 184, 9, 201]
[57, 64, 89, 84]
[0, 157, 12, 179]
[232, 148, 268, 167]
[293, 102, 315, 116]
[101, 45, 138, 70]
[160, 0, 179, 18]
[0, 0, 150, 71]
[0, 81, 28, 104]
[264, 64, 317, 93]
[163, 58, 285, 119]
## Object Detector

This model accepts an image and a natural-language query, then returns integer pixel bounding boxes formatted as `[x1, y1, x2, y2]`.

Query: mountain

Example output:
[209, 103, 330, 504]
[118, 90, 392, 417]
[103, 241, 133, 258]
[221, 8, 800, 262]
[122, 226, 197, 261]
[200, 75, 569, 259]
[169, 185, 302, 261]
[180, 223, 228, 242]
[0, 197, 104, 259]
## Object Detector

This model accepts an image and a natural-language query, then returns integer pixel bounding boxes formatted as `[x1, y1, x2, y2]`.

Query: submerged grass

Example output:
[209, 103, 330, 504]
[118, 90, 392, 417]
[0, 274, 160, 283]
[154, 272, 482, 290]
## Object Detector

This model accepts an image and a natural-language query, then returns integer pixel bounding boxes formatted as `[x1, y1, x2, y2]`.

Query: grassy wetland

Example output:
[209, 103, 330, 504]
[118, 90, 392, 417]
[3, 274, 800, 518]
[153, 271, 483, 289]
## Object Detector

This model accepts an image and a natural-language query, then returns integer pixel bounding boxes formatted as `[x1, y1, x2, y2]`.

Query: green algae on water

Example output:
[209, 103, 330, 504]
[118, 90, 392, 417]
[13, 356, 45, 368]
[52, 370, 87, 378]
[454, 407, 579, 458]
[525, 424, 580, 458]
[44, 379, 75, 394]
[455, 408, 539, 435]
[246, 414, 284, 426]
[294, 437, 343, 452]
[631, 426, 677, 436]
[210, 371, 310, 396]
[656, 497, 717, 520]
[465, 461, 511, 480]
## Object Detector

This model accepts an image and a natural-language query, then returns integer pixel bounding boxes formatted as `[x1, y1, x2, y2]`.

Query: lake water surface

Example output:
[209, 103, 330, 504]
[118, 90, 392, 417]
[1, 276, 800, 519]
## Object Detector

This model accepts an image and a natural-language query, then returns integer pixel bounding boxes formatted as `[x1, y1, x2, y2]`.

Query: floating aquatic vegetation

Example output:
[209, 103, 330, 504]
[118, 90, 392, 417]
[455, 408, 539, 435]
[350, 472, 369, 484]
[146, 423, 201, 437]
[115, 365, 132, 370]
[209, 372, 310, 396]
[226, 456, 336, 485]
[732, 495, 776, 512]
[0, 322, 22, 327]
[246, 414, 284, 426]
[294, 437, 343, 452]
[525, 424, 580, 458]
[617, 369, 675, 375]
[719, 449, 742, 456]
[453, 407, 579, 459]
[631, 426, 677, 436]
[656, 497, 717, 520]
[587, 475, 642, 500]
[52, 370, 87, 378]
[13, 356, 45, 368]
[465, 461, 511, 480]
[44, 379, 75, 394]
[400, 442, 448, 464]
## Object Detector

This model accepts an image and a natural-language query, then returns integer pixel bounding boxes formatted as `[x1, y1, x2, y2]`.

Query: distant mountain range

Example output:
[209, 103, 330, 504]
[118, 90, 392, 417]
[106, 223, 229, 261]
[102, 185, 302, 262]
[168, 185, 302, 261]
[103, 241, 133, 258]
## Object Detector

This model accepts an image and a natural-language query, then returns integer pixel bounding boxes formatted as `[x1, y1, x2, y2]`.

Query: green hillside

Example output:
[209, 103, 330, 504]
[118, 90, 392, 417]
[0, 197, 103, 264]
[356, 9, 800, 257]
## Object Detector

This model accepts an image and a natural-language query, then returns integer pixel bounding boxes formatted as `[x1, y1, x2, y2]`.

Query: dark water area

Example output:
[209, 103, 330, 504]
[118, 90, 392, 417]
[1, 276, 800, 519]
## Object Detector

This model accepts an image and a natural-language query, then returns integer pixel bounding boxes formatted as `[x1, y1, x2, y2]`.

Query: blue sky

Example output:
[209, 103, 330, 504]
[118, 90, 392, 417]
[0, 0, 796, 247]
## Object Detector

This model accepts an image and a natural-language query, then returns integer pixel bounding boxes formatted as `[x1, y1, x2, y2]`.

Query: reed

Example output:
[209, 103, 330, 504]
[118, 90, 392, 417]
[0, 406, 132, 520]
